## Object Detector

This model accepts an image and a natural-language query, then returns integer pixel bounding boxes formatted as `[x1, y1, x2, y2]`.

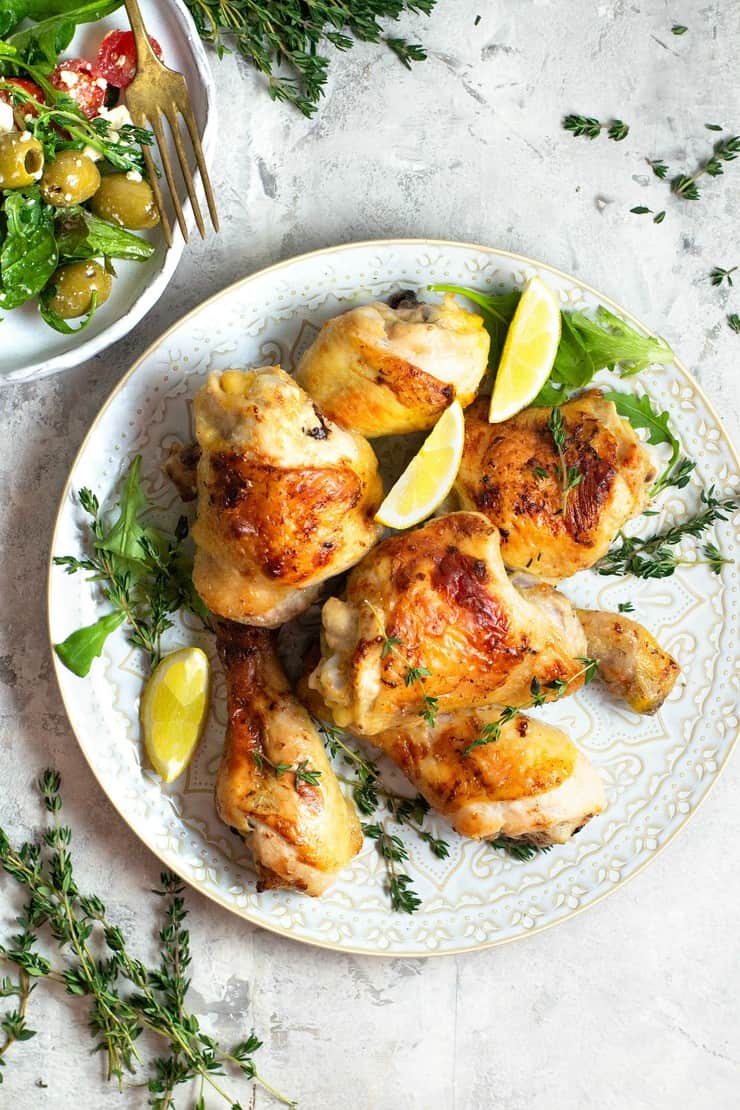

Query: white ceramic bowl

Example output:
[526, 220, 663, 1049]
[1, 0, 216, 385]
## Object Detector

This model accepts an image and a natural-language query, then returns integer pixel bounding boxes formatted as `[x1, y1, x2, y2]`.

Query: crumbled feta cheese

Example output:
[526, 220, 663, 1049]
[126, 170, 143, 182]
[58, 70, 78, 88]
[20, 131, 31, 142]
[95, 77, 107, 89]
[0, 100, 14, 134]
[97, 104, 133, 130]
[82, 144, 103, 163]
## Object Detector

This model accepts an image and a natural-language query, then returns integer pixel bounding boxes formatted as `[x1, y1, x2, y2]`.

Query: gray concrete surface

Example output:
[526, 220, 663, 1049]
[1, 1, 739, 1107]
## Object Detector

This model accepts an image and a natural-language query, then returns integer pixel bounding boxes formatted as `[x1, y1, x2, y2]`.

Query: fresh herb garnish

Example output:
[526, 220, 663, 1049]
[547, 407, 582, 514]
[361, 823, 422, 914]
[630, 205, 666, 223]
[464, 659, 598, 755]
[429, 285, 674, 405]
[671, 134, 740, 200]
[602, 390, 695, 496]
[364, 600, 438, 727]
[598, 487, 736, 578]
[0, 771, 294, 1107]
[182, 0, 435, 117]
[317, 719, 449, 912]
[648, 158, 669, 179]
[562, 114, 629, 141]
[617, 601, 635, 613]
[710, 266, 737, 287]
[53, 456, 209, 676]
[728, 313, 740, 334]
[252, 751, 322, 788]
[671, 23, 688, 34]
[488, 837, 553, 862]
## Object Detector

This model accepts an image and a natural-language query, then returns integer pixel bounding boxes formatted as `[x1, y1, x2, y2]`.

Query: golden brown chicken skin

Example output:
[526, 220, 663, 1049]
[372, 708, 605, 844]
[216, 622, 363, 896]
[456, 390, 657, 581]
[192, 367, 383, 627]
[295, 292, 490, 438]
[308, 511, 589, 736]
[576, 609, 680, 714]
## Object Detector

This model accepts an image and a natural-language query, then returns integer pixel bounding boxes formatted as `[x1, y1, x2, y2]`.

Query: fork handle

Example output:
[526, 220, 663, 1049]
[123, 0, 159, 64]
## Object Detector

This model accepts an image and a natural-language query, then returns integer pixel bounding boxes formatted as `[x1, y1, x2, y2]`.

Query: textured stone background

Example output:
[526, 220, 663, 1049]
[1, 1, 739, 1107]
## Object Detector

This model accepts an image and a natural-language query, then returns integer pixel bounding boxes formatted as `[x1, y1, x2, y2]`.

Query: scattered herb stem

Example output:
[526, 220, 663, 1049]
[464, 658, 598, 755]
[0, 772, 294, 1106]
[598, 487, 736, 578]
[562, 114, 629, 141]
[672, 134, 740, 200]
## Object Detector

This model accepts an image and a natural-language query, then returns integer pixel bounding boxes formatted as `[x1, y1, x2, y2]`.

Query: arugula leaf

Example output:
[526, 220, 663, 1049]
[429, 284, 675, 403]
[54, 610, 125, 677]
[0, 191, 58, 310]
[603, 391, 696, 496]
[6, 0, 122, 71]
[55, 208, 156, 263]
[95, 455, 159, 571]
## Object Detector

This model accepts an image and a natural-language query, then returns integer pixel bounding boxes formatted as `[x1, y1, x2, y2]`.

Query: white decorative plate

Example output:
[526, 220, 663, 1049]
[2, 0, 216, 385]
[48, 240, 739, 956]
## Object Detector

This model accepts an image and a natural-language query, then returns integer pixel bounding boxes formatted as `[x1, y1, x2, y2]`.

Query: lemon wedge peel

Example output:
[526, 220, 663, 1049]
[141, 647, 211, 784]
[488, 276, 562, 424]
[375, 401, 465, 530]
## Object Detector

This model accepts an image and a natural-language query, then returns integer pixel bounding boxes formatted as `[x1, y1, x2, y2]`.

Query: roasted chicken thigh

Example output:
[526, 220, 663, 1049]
[576, 608, 680, 714]
[308, 511, 589, 735]
[372, 709, 606, 844]
[216, 622, 362, 895]
[191, 367, 383, 627]
[456, 390, 657, 581]
[295, 292, 490, 438]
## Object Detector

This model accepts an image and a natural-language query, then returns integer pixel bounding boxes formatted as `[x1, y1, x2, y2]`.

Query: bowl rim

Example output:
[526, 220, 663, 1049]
[4, 0, 218, 386]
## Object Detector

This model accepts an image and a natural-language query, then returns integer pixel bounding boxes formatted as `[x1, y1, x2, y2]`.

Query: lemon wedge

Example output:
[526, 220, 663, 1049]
[488, 276, 561, 423]
[375, 401, 465, 529]
[141, 648, 210, 783]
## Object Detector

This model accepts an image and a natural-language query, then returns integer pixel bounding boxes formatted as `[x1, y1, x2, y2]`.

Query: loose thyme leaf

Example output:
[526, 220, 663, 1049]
[710, 266, 737, 287]
[648, 159, 669, 179]
[617, 601, 635, 613]
[728, 313, 740, 334]
[671, 24, 688, 34]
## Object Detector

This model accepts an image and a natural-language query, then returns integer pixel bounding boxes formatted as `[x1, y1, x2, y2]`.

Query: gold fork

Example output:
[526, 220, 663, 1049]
[122, 0, 218, 247]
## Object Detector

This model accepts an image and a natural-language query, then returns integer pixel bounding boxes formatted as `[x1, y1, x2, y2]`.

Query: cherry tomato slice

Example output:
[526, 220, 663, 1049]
[97, 29, 163, 89]
[0, 78, 44, 128]
[50, 58, 107, 119]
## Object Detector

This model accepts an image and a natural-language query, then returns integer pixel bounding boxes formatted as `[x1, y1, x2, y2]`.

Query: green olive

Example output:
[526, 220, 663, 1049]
[46, 260, 112, 319]
[41, 150, 101, 207]
[90, 173, 160, 230]
[0, 131, 44, 189]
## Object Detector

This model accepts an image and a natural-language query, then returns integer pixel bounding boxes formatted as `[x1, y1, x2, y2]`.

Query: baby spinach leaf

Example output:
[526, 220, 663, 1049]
[55, 208, 156, 262]
[7, 0, 122, 70]
[54, 609, 125, 677]
[38, 288, 98, 333]
[0, 191, 58, 310]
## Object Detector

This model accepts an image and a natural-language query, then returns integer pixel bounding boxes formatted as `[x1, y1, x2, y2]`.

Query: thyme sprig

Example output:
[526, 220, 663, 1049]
[711, 266, 737, 287]
[598, 487, 736, 578]
[252, 752, 322, 788]
[361, 823, 422, 914]
[464, 659, 598, 756]
[648, 159, 669, 179]
[364, 600, 438, 727]
[672, 134, 740, 200]
[0, 771, 294, 1107]
[317, 719, 449, 913]
[547, 407, 582, 514]
[562, 114, 629, 141]
[488, 837, 553, 862]
[183, 0, 436, 118]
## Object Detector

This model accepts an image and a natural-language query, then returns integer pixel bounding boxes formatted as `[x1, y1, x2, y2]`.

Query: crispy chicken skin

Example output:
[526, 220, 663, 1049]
[456, 390, 657, 581]
[215, 622, 363, 896]
[576, 608, 680, 714]
[192, 367, 383, 627]
[308, 512, 589, 736]
[295, 293, 490, 438]
[372, 709, 605, 844]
